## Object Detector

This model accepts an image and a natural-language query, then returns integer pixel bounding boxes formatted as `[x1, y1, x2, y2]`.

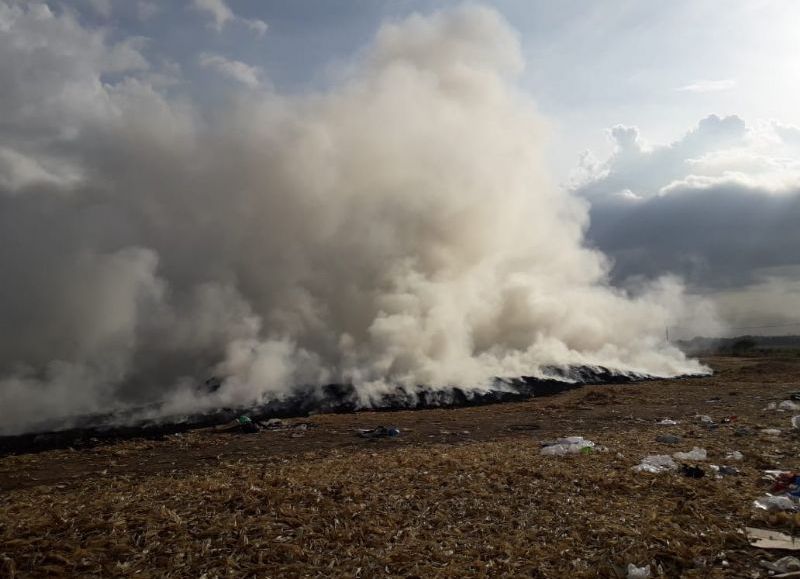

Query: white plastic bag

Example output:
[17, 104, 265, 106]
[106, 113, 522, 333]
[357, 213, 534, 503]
[540, 436, 595, 456]
[633, 455, 677, 473]
[673, 447, 707, 461]
[626, 563, 651, 578]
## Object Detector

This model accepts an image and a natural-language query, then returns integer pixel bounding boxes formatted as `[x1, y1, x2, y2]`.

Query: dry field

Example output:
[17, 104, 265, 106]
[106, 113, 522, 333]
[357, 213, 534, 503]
[2, 356, 800, 577]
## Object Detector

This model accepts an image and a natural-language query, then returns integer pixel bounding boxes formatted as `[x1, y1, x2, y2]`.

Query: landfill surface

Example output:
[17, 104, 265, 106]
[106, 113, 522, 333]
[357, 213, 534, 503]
[2, 355, 800, 578]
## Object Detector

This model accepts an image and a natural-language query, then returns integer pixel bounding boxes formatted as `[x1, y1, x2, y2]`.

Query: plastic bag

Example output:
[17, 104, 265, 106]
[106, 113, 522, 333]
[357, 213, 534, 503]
[633, 455, 677, 473]
[626, 563, 651, 578]
[753, 495, 798, 512]
[540, 436, 594, 456]
[673, 447, 707, 461]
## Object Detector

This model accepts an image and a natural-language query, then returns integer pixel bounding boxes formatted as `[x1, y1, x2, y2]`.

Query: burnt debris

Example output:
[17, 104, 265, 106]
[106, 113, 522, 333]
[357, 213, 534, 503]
[0, 365, 695, 456]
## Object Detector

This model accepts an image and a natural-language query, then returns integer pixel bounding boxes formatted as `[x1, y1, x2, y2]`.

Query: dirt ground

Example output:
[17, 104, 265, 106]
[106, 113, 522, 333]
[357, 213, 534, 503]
[2, 356, 800, 577]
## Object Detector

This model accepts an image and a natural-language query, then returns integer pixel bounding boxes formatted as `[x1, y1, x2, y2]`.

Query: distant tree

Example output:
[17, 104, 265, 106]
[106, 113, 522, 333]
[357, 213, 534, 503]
[731, 337, 757, 356]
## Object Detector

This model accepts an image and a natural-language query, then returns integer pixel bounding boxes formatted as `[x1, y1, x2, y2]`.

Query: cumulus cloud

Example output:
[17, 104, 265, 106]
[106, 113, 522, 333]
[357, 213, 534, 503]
[85, 0, 112, 18]
[137, 1, 159, 21]
[244, 17, 268, 37]
[192, 0, 267, 36]
[575, 115, 800, 334]
[192, 0, 232, 30]
[676, 79, 736, 93]
[0, 2, 709, 435]
[199, 53, 261, 87]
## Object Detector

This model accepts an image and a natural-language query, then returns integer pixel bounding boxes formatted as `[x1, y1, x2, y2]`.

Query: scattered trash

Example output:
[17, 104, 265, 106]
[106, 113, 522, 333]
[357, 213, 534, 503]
[747, 527, 800, 551]
[771, 472, 800, 495]
[726, 450, 744, 461]
[673, 447, 708, 461]
[358, 426, 401, 439]
[765, 470, 792, 481]
[706, 396, 722, 403]
[655, 434, 681, 444]
[763, 428, 783, 436]
[791, 392, 800, 401]
[761, 556, 800, 574]
[215, 415, 259, 434]
[779, 400, 800, 412]
[753, 495, 798, 512]
[734, 426, 753, 437]
[657, 418, 678, 425]
[626, 563, 651, 578]
[696, 415, 714, 424]
[721, 415, 737, 423]
[681, 465, 705, 478]
[540, 436, 595, 456]
[259, 419, 315, 432]
[793, 416, 800, 429]
[709, 465, 739, 477]
[633, 455, 677, 474]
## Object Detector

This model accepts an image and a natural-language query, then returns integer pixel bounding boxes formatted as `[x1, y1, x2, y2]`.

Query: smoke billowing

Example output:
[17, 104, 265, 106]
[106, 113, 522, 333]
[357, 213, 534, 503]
[0, 3, 712, 435]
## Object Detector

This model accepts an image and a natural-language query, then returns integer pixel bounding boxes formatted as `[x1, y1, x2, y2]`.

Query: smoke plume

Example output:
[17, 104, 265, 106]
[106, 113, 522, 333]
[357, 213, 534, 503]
[0, 3, 712, 434]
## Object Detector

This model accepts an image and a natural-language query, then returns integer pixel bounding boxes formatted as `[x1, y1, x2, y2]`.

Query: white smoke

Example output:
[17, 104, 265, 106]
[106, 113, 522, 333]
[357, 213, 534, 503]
[0, 3, 714, 435]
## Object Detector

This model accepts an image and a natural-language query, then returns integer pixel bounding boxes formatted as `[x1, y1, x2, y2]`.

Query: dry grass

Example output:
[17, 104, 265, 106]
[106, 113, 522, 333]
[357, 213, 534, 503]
[2, 357, 800, 577]
[2, 431, 797, 577]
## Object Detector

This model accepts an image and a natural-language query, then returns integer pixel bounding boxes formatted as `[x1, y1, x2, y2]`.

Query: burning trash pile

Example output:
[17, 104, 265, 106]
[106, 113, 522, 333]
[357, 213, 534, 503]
[0, 364, 667, 455]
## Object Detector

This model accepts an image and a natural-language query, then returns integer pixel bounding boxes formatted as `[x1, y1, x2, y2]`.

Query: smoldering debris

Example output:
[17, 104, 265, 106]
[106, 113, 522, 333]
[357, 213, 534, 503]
[0, 364, 681, 455]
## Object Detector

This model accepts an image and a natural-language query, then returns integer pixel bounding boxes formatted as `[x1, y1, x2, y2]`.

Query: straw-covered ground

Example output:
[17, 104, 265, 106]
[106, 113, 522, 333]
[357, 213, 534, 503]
[2, 356, 800, 578]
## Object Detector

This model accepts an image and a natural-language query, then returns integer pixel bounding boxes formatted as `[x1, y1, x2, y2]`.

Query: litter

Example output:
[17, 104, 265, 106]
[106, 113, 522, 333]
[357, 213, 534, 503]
[726, 450, 744, 461]
[709, 465, 739, 477]
[765, 470, 793, 481]
[655, 434, 681, 444]
[763, 428, 783, 436]
[696, 415, 714, 424]
[754, 495, 798, 512]
[673, 447, 707, 461]
[215, 415, 259, 434]
[656, 418, 678, 425]
[681, 465, 705, 478]
[632, 455, 677, 474]
[779, 400, 800, 411]
[793, 416, 800, 429]
[721, 415, 737, 423]
[771, 472, 800, 495]
[761, 556, 800, 573]
[747, 527, 800, 551]
[260, 419, 315, 432]
[358, 426, 401, 439]
[626, 563, 651, 578]
[540, 436, 595, 456]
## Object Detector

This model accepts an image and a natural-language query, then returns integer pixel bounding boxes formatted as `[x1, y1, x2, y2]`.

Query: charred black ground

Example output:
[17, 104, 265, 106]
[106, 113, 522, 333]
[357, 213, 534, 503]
[0, 365, 693, 456]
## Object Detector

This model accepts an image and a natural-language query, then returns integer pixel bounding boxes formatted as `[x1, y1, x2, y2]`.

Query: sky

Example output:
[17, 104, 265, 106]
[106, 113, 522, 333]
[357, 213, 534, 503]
[64, 1, 800, 170]
[1, 0, 799, 431]
[87, 0, 800, 336]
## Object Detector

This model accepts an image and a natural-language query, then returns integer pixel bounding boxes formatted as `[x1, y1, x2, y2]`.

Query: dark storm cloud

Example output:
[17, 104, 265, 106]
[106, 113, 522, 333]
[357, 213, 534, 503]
[575, 115, 800, 287]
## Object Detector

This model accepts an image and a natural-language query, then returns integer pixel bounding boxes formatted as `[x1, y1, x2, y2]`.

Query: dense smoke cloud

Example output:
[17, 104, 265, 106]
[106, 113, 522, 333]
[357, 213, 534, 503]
[0, 2, 710, 435]
[575, 115, 800, 331]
